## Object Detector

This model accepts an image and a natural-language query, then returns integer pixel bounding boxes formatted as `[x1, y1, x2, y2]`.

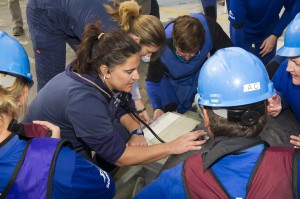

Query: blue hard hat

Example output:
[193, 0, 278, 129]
[0, 31, 33, 85]
[277, 13, 300, 57]
[197, 47, 275, 107]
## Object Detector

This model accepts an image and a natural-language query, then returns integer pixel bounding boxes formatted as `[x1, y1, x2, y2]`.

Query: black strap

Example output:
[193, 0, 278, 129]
[182, 161, 192, 199]
[292, 149, 299, 199]
[246, 147, 267, 194]
[209, 169, 231, 198]
[0, 141, 30, 199]
[46, 140, 71, 199]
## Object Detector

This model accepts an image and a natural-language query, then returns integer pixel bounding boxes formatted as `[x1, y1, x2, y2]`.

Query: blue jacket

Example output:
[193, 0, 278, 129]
[272, 59, 300, 123]
[23, 63, 135, 164]
[0, 134, 115, 198]
[228, 0, 297, 45]
[146, 14, 233, 113]
[27, 0, 117, 49]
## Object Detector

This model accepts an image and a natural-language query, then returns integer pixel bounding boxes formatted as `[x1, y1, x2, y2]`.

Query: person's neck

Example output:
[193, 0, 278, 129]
[0, 115, 13, 143]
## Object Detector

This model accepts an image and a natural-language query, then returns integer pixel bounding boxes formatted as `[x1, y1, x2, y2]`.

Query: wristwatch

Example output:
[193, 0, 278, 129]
[130, 129, 144, 136]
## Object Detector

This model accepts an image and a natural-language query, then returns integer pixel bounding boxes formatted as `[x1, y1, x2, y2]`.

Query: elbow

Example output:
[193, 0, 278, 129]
[232, 23, 244, 29]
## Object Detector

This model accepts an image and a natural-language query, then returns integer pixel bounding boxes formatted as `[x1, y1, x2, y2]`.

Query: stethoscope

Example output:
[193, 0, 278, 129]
[124, 94, 166, 143]
[74, 70, 166, 143]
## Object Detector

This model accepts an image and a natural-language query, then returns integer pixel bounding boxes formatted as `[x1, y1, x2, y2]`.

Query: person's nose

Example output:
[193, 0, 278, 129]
[132, 70, 140, 80]
[286, 59, 294, 72]
[184, 54, 193, 61]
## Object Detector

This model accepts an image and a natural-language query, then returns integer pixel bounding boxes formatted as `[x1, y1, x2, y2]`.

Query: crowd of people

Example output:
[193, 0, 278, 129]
[1, 0, 300, 198]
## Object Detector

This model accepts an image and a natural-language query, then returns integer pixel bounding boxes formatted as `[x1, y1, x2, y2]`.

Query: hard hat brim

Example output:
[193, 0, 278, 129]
[277, 46, 300, 57]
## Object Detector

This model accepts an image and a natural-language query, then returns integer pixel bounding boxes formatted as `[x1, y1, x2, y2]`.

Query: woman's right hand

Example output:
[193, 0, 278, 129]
[168, 130, 207, 155]
[153, 109, 164, 120]
[33, 120, 61, 138]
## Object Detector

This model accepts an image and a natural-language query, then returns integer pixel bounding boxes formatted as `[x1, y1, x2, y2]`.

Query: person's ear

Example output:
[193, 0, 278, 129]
[202, 108, 214, 139]
[202, 108, 210, 128]
[99, 65, 111, 78]
[130, 34, 141, 44]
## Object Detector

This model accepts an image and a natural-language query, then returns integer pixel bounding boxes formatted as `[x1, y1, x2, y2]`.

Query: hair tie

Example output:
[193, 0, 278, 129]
[98, 33, 105, 40]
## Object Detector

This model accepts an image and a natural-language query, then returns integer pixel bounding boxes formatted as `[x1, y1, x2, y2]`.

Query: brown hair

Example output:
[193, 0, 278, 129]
[172, 15, 205, 53]
[206, 102, 267, 138]
[72, 20, 141, 75]
[104, 0, 165, 48]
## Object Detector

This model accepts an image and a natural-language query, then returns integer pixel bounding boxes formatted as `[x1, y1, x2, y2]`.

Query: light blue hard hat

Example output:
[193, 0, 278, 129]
[197, 47, 275, 107]
[0, 31, 33, 85]
[277, 13, 300, 57]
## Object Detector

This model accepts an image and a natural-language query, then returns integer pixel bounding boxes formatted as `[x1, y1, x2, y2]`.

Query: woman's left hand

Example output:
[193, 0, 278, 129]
[33, 120, 61, 138]
[290, 134, 300, 148]
[138, 110, 150, 124]
[134, 99, 150, 124]
[127, 135, 148, 147]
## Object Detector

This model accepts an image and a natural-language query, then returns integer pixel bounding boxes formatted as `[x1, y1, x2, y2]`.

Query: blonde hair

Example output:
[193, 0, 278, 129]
[0, 75, 28, 122]
[104, 0, 165, 47]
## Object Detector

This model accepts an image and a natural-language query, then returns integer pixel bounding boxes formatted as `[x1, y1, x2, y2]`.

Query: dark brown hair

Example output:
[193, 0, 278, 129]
[172, 15, 205, 53]
[206, 101, 267, 138]
[72, 20, 141, 75]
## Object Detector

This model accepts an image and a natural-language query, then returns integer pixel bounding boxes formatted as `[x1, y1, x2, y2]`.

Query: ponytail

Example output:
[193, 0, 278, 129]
[72, 20, 141, 75]
[105, 0, 165, 48]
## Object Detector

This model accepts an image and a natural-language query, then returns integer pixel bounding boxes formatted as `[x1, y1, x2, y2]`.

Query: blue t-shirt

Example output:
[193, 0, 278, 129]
[272, 59, 300, 123]
[0, 134, 115, 198]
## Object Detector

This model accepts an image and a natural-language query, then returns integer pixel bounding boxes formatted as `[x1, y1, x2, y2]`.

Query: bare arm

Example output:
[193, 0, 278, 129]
[114, 130, 207, 166]
[120, 113, 140, 133]
[120, 114, 148, 146]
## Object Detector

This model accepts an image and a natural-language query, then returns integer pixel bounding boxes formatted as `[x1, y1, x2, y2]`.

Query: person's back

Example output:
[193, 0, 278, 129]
[23, 71, 98, 159]
[135, 47, 299, 198]
[27, 0, 116, 38]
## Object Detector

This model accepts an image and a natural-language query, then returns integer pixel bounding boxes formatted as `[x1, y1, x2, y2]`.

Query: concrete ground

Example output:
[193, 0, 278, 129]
[0, 0, 286, 198]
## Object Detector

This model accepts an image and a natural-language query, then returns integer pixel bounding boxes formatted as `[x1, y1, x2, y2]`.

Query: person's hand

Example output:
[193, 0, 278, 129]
[260, 35, 277, 57]
[33, 120, 60, 138]
[134, 99, 150, 124]
[138, 110, 150, 124]
[153, 109, 164, 120]
[290, 135, 300, 148]
[127, 135, 148, 147]
[168, 130, 207, 154]
[267, 94, 282, 117]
